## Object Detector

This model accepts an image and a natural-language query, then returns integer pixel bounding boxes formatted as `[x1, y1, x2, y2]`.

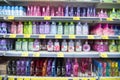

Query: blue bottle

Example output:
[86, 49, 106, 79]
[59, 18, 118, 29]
[52, 59, 56, 76]
[3, 6, 7, 16]
[11, 6, 15, 16]
[26, 60, 31, 76]
[0, 6, 2, 15]
[15, 6, 19, 16]
[69, 7, 73, 16]
[50, 22, 57, 34]
[19, 6, 24, 16]
[7, 6, 11, 16]
[1, 22, 7, 34]
[65, 6, 69, 16]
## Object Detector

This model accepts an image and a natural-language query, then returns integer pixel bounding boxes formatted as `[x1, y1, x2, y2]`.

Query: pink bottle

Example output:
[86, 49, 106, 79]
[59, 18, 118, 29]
[51, 7, 55, 16]
[11, 22, 17, 34]
[83, 41, 90, 52]
[27, 6, 31, 16]
[54, 40, 60, 52]
[17, 21, 23, 34]
[109, 25, 114, 35]
[30, 6, 34, 16]
[33, 6, 37, 16]
[36, 6, 41, 16]
[103, 40, 109, 51]
[95, 23, 103, 35]
[73, 58, 79, 77]
[97, 40, 105, 52]
[46, 5, 50, 16]
[103, 24, 110, 35]
[42, 7, 46, 16]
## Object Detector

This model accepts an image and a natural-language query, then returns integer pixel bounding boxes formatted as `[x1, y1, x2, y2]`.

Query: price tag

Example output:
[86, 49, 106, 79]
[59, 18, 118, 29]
[8, 16, 14, 20]
[8, 77, 14, 80]
[44, 16, 51, 20]
[55, 34, 62, 39]
[101, 35, 109, 39]
[89, 78, 96, 80]
[24, 34, 31, 38]
[39, 34, 46, 38]
[69, 35, 75, 39]
[33, 52, 40, 57]
[17, 78, 23, 80]
[118, 36, 120, 39]
[88, 35, 94, 39]
[73, 17, 80, 20]
[82, 78, 88, 80]
[21, 52, 29, 57]
[117, 0, 120, 3]
[0, 77, 2, 80]
[73, 77, 79, 80]
[103, 0, 113, 3]
[9, 34, 16, 38]
[106, 18, 113, 21]
[61, 78, 68, 80]
[24, 78, 30, 80]
[57, 52, 64, 57]
[100, 53, 108, 58]
[31, 78, 40, 80]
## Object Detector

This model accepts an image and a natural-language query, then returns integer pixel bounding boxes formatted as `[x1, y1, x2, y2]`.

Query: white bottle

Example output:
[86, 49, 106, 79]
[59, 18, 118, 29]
[82, 23, 89, 35]
[68, 40, 74, 52]
[61, 39, 68, 52]
[47, 39, 54, 52]
[76, 22, 82, 35]
[50, 22, 57, 34]
[75, 40, 82, 52]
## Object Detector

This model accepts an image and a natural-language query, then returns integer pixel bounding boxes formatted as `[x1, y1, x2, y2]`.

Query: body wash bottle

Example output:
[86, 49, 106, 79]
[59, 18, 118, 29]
[109, 40, 117, 52]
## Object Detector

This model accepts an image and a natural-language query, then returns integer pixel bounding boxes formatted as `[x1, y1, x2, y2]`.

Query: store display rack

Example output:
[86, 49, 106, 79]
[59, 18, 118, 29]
[0, 0, 120, 80]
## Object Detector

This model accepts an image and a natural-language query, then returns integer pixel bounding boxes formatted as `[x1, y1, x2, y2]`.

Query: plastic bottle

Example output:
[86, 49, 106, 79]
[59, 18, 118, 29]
[69, 22, 75, 34]
[39, 22, 45, 34]
[110, 8, 117, 18]
[61, 60, 66, 76]
[15, 6, 19, 16]
[23, 22, 28, 34]
[15, 39, 22, 51]
[118, 40, 120, 52]
[73, 58, 79, 77]
[28, 39, 34, 51]
[64, 22, 69, 35]
[27, 6, 30, 16]
[1, 39, 7, 50]
[28, 21, 32, 34]
[36, 6, 41, 16]
[109, 40, 117, 52]
[30, 6, 34, 16]
[22, 39, 28, 51]
[76, 22, 82, 35]
[32, 22, 37, 34]
[57, 22, 63, 34]
[7, 6, 10, 16]
[41, 40, 47, 50]
[75, 40, 82, 52]
[19, 6, 24, 16]
[54, 40, 60, 52]
[47, 59, 52, 76]
[44, 22, 50, 34]
[33, 6, 37, 16]
[1, 22, 7, 34]
[17, 21, 23, 34]
[82, 23, 89, 35]
[33, 39, 40, 52]
[11, 6, 14, 16]
[57, 59, 61, 76]
[42, 59, 47, 76]
[65, 6, 69, 16]
[47, 39, 54, 52]
[68, 40, 74, 52]
[66, 59, 72, 76]
[46, 5, 50, 16]
[83, 41, 90, 52]
[69, 7, 73, 16]
[50, 22, 57, 34]
[61, 39, 68, 52]
[52, 59, 56, 76]
[77, 7, 80, 16]
[11, 22, 17, 34]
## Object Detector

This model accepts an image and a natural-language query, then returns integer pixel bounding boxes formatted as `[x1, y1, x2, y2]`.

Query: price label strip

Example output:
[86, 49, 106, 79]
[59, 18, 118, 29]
[39, 34, 46, 38]
[33, 52, 40, 57]
[57, 52, 64, 57]
[44, 16, 51, 20]
[9, 34, 16, 38]
[88, 35, 94, 39]
[101, 35, 109, 39]
[8, 16, 14, 20]
[73, 17, 80, 20]
[24, 78, 30, 80]
[17, 78, 23, 80]
[0, 77, 2, 80]
[89, 78, 96, 80]
[24, 34, 31, 38]
[73, 77, 79, 80]
[82, 78, 88, 80]
[21, 52, 29, 57]
[103, 0, 113, 3]
[106, 18, 113, 21]
[69, 35, 76, 39]
[55, 34, 62, 39]
[100, 53, 108, 58]
[8, 77, 14, 80]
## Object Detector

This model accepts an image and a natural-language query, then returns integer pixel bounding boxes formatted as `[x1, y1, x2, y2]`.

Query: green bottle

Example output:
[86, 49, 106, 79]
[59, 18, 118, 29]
[110, 8, 117, 19]
[22, 39, 28, 51]
[23, 22, 27, 34]
[69, 22, 75, 35]
[118, 40, 120, 52]
[109, 40, 117, 52]
[64, 22, 69, 35]
[57, 22, 63, 34]
[28, 21, 32, 34]
[15, 39, 22, 51]
[106, 62, 110, 77]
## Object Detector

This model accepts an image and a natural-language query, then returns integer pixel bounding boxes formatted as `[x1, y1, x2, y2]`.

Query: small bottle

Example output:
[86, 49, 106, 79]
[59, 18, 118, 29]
[68, 40, 74, 52]
[17, 21, 23, 34]
[54, 40, 60, 52]
[33, 39, 40, 52]
[83, 41, 90, 52]
[47, 39, 54, 52]
[75, 40, 82, 52]
[41, 40, 47, 50]
[15, 39, 22, 51]
[61, 40, 68, 52]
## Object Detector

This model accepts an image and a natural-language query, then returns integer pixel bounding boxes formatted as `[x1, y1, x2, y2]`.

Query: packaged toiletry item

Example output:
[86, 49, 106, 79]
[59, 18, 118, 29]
[61, 39, 68, 52]
[66, 59, 72, 76]
[73, 58, 79, 77]
[11, 22, 17, 34]
[83, 41, 90, 52]
[33, 39, 40, 52]
[52, 59, 56, 76]
[57, 59, 61, 76]
[64, 22, 69, 35]
[47, 59, 52, 76]
[1, 22, 7, 34]
[109, 40, 117, 52]
[50, 22, 57, 34]
[69, 22, 75, 35]
[28, 39, 34, 51]
[32, 22, 37, 34]
[42, 59, 47, 76]
[22, 39, 28, 51]
[15, 39, 22, 51]
[17, 21, 23, 34]
[41, 40, 47, 50]
[82, 23, 89, 35]
[57, 22, 63, 34]
[39, 22, 45, 34]
[62, 60, 66, 76]
[23, 22, 28, 34]
[45, 21, 50, 34]
[47, 39, 54, 52]
[75, 40, 82, 52]
[68, 40, 74, 52]
[76, 22, 82, 35]
[28, 21, 32, 34]
[65, 6, 69, 16]
[54, 40, 60, 52]
[110, 8, 117, 18]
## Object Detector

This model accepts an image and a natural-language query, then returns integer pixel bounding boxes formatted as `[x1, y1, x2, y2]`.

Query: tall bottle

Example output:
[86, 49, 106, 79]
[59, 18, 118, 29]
[32, 22, 37, 34]
[50, 22, 57, 34]
[76, 22, 82, 35]
[28, 39, 34, 51]
[44, 21, 50, 34]
[66, 59, 72, 76]
[33, 39, 40, 52]
[68, 40, 74, 52]
[109, 40, 117, 52]
[69, 22, 75, 35]
[11, 22, 17, 34]
[47, 39, 54, 52]
[39, 22, 45, 34]
[1, 22, 7, 34]
[73, 58, 79, 77]
[64, 22, 69, 35]
[22, 39, 28, 51]
[52, 59, 56, 76]
[57, 22, 63, 34]
[82, 23, 89, 35]
[61, 39, 68, 52]
[23, 22, 28, 34]
[17, 21, 23, 34]
[15, 39, 22, 51]
[54, 40, 60, 52]
[75, 40, 82, 52]
[28, 21, 32, 34]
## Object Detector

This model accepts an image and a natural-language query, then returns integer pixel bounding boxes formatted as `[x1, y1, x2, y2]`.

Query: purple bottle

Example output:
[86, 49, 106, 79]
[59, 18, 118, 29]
[39, 22, 44, 34]
[82, 8, 86, 17]
[21, 60, 26, 75]
[16, 60, 21, 75]
[69, 7, 73, 16]
[44, 21, 50, 34]
[77, 7, 80, 16]
[1, 39, 7, 50]
[65, 6, 69, 16]
[1, 22, 7, 34]
[47, 59, 52, 76]
[36, 22, 40, 34]
[66, 59, 72, 76]
[32, 22, 37, 34]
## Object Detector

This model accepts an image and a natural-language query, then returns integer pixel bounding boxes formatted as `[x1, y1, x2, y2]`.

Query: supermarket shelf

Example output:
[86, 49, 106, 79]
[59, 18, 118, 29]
[5, 51, 100, 58]
[0, 51, 5, 56]
[2, 34, 120, 40]
[99, 52, 120, 58]
[100, 77, 120, 80]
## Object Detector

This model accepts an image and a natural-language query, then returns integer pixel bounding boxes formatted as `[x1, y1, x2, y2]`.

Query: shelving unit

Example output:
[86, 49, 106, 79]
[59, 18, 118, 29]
[0, 0, 120, 80]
